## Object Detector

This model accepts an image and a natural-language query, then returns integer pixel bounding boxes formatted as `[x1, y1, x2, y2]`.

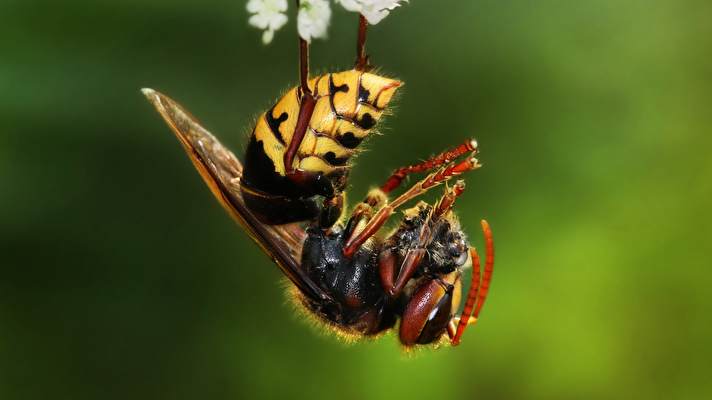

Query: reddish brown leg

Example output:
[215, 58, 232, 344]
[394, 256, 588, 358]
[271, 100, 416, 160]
[343, 156, 481, 257]
[281, 9, 344, 229]
[348, 188, 386, 226]
[355, 14, 370, 71]
[283, 36, 316, 176]
[432, 180, 466, 221]
[450, 220, 495, 346]
[343, 188, 387, 238]
[284, 1, 317, 179]
[381, 138, 478, 194]
[283, 95, 315, 176]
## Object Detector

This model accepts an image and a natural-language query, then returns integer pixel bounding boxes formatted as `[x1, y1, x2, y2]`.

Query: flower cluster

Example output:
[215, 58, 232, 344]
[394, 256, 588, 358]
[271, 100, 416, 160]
[246, 0, 289, 44]
[247, 0, 407, 44]
[335, 0, 407, 25]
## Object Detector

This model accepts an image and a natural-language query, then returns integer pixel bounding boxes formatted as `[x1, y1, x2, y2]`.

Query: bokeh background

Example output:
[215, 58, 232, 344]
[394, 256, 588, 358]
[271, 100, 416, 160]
[2, 0, 711, 399]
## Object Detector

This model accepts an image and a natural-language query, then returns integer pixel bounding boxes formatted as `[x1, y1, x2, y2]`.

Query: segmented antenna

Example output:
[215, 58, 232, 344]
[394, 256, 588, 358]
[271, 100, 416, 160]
[452, 220, 494, 345]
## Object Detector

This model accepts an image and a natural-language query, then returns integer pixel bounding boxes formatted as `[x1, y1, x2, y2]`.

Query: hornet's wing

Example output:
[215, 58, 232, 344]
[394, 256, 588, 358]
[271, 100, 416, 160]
[142, 88, 330, 303]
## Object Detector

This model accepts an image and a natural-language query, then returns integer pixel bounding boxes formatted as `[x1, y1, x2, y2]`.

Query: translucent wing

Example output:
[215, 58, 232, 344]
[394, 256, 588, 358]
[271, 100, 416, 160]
[142, 88, 330, 303]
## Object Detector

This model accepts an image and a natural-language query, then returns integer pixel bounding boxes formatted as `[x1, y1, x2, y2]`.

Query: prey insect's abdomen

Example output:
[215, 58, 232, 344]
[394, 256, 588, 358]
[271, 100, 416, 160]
[241, 69, 401, 225]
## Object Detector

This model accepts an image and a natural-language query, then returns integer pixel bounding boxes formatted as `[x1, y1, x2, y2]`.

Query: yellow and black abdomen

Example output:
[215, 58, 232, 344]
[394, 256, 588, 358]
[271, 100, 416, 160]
[241, 69, 401, 225]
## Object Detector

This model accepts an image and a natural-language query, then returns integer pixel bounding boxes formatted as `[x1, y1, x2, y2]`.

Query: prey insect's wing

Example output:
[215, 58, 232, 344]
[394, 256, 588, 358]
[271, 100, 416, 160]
[142, 88, 330, 303]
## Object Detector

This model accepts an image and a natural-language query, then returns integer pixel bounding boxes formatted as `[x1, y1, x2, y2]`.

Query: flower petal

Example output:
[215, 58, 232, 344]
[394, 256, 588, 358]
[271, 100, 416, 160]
[262, 29, 275, 44]
[247, 0, 289, 44]
[335, 0, 407, 25]
[335, 0, 362, 13]
[246, 0, 262, 14]
[268, 13, 288, 31]
[297, 0, 332, 43]
[249, 13, 270, 29]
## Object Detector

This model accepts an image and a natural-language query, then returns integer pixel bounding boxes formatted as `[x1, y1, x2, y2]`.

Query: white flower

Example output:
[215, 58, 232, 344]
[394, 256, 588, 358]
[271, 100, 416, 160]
[334, 0, 361, 12]
[297, 0, 332, 43]
[247, 0, 289, 44]
[335, 0, 407, 25]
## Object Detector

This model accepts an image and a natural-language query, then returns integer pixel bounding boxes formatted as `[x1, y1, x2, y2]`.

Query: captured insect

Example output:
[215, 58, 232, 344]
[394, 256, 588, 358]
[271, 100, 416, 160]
[143, 4, 494, 348]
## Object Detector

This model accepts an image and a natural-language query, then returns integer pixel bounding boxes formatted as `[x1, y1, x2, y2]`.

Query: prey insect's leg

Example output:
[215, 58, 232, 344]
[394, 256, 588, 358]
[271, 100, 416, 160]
[283, 0, 321, 186]
[343, 156, 481, 257]
[283, 15, 316, 178]
[282, 95, 316, 178]
[282, 10, 342, 229]
[381, 138, 478, 194]
[450, 220, 495, 346]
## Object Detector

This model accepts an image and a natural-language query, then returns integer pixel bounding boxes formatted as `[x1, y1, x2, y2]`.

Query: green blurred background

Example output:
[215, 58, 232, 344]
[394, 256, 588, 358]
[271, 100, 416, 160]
[2, 0, 711, 399]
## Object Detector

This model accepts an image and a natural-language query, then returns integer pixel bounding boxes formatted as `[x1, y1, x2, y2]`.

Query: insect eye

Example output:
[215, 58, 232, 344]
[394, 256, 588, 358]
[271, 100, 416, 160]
[453, 249, 469, 266]
[448, 235, 469, 266]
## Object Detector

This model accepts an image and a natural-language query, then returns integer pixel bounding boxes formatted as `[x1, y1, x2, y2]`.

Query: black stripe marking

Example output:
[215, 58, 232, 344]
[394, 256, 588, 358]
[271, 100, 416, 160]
[356, 112, 376, 130]
[337, 131, 362, 149]
[323, 151, 349, 166]
[329, 74, 350, 96]
[266, 105, 289, 145]
[357, 73, 386, 112]
[243, 135, 294, 195]
[312, 75, 325, 97]
[328, 73, 350, 118]
[357, 74, 370, 104]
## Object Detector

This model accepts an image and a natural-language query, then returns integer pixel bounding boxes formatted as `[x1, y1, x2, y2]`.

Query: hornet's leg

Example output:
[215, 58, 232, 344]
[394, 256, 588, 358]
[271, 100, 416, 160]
[432, 180, 467, 220]
[347, 138, 474, 234]
[381, 138, 478, 194]
[344, 188, 388, 237]
[449, 220, 495, 346]
[343, 156, 481, 257]
[351, 138, 474, 224]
